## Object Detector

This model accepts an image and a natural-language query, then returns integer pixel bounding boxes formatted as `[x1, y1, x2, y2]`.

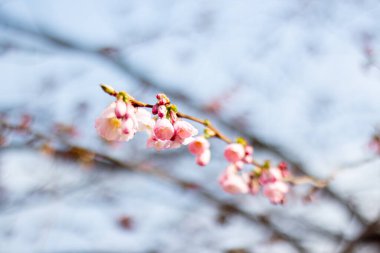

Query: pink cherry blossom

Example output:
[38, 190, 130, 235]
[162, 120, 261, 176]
[135, 108, 155, 133]
[278, 161, 290, 178]
[147, 135, 170, 151]
[169, 110, 177, 124]
[121, 118, 135, 135]
[156, 93, 169, 105]
[157, 105, 167, 118]
[114, 99, 127, 118]
[174, 120, 198, 139]
[219, 165, 249, 194]
[153, 118, 175, 140]
[259, 167, 283, 185]
[224, 143, 245, 163]
[188, 137, 210, 155]
[263, 181, 289, 204]
[196, 149, 211, 166]
[147, 129, 196, 151]
[95, 102, 136, 142]
[170, 133, 192, 147]
[245, 145, 254, 155]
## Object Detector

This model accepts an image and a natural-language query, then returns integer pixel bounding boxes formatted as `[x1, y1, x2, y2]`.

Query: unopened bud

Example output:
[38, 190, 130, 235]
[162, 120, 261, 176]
[196, 149, 211, 166]
[157, 105, 167, 118]
[152, 104, 159, 115]
[115, 100, 127, 118]
[121, 118, 134, 135]
[170, 110, 177, 123]
[100, 84, 116, 96]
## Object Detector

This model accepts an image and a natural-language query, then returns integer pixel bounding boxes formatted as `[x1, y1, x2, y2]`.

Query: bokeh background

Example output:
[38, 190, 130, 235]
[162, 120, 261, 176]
[0, 0, 380, 252]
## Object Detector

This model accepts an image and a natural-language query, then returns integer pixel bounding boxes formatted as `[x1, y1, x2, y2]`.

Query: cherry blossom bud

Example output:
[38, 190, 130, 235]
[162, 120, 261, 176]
[188, 137, 210, 155]
[196, 149, 211, 166]
[156, 93, 169, 105]
[157, 105, 167, 118]
[153, 118, 175, 140]
[174, 120, 198, 139]
[160, 98, 169, 105]
[259, 167, 283, 185]
[278, 162, 290, 178]
[156, 93, 164, 100]
[170, 110, 177, 124]
[245, 145, 254, 155]
[278, 161, 288, 170]
[152, 104, 159, 115]
[224, 143, 245, 163]
[100, 84, 116, 95]
[219, 165, 249, 194]
[115, 100, 127, 118]
[121, 118, 135, 135]
[263, 181, 289, 204]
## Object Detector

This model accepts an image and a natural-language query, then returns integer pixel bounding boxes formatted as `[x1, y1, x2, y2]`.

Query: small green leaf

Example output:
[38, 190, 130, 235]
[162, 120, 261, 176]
[236, 137, 247, 146]
[263, 160, 271, 169]
[170, 104, 178, 112]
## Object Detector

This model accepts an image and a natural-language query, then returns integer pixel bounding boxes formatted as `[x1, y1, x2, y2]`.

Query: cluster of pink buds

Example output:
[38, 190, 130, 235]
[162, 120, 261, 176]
[96, 85, 292, 204]
[218, 139, 290, 204]
[148, 93, 198, 150]
[259, 162, 290, 204]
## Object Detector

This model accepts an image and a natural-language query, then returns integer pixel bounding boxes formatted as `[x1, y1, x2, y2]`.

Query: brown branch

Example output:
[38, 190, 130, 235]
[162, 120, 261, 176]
[285, 175, 329, 188]
[177, 111, 232, 143]
[101, 83, 233, 144]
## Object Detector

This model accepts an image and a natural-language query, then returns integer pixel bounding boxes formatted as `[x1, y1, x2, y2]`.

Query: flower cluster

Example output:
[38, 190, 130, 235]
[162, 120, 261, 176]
[95, 98, 153, 142]
[258, 162, 290, 204]
[148, 93, 198, 150]
[96, 85, 292, 204]
[219, 142, 290, 204]
[219, 142, 254, 194]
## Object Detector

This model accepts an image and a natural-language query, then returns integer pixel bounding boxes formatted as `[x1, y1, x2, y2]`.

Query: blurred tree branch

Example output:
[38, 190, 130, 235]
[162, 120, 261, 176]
[339, 219, 380, 253]
[1, 118, 352, 253]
